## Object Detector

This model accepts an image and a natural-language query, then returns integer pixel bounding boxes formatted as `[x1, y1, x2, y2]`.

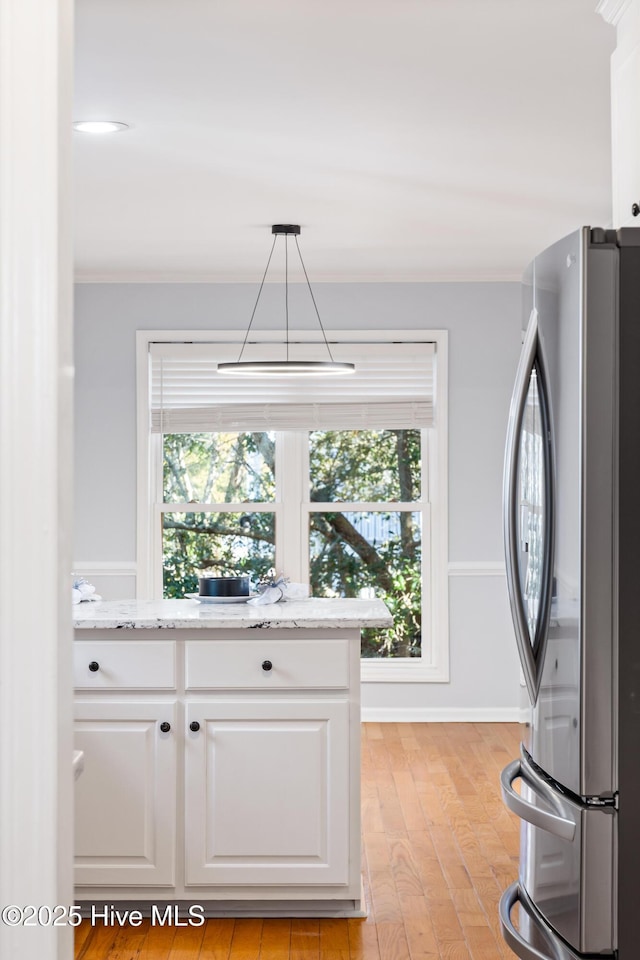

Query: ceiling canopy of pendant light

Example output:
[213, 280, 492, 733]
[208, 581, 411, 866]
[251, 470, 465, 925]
[217, 225, 355, 377]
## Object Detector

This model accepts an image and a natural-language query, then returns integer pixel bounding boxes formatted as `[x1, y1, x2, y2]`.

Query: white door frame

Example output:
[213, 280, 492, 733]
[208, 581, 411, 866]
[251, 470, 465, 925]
[0, 1, 74, 957]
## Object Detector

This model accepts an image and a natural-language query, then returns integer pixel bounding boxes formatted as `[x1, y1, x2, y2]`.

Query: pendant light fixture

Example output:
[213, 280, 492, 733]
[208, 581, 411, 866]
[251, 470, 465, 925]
[217, 224, 355, 376]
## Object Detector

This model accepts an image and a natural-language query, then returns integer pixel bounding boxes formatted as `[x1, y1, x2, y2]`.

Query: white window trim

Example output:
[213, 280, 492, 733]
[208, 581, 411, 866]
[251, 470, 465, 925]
[136, 329, 449, 682]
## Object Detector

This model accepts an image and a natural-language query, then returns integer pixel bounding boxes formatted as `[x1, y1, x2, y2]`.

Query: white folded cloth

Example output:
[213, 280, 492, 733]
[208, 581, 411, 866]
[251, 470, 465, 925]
[247, 576, 309, 606]
[72, 576, 102, 604]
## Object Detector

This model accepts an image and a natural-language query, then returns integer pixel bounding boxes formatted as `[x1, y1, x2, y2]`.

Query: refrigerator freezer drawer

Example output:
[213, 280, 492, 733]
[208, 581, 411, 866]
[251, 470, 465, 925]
[501, 750, 616, 955]
[500, 882, 582, 960]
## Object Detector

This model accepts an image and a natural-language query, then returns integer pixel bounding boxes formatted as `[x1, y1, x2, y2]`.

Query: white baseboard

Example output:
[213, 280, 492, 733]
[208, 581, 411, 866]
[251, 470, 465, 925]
[361, 706, 529, 723]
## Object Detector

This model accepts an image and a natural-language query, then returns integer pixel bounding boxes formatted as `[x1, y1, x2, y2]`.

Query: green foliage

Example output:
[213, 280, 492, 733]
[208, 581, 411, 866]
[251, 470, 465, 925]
[309, 428, 421, 502]
[162, 432, 277, 597]
[309, 429, 422, 657]
[310, 510, 422, 658]
[163, 512, 275, 597]
[163, 432, 275, 503]
[161, 428, 424, 658]
[361, 555, 422, 658]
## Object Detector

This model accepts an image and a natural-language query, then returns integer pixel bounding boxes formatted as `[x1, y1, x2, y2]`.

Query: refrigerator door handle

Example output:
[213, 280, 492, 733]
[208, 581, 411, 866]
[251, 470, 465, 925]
[500, 754, 576, 842]
[500, 881, 580, 960]
[503, 308, 544, 702]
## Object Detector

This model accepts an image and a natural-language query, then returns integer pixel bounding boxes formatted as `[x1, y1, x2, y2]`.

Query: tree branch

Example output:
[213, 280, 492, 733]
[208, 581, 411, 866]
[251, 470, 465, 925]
[164, 447, 192, 501]
[394, 430, 417, 559]
[251, 432, 275, 477]
[311, 512, 394, 593]
[164, 517, 274, 544]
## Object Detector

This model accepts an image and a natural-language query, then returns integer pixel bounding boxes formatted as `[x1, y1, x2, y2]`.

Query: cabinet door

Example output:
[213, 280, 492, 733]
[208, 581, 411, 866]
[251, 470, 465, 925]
[74, 700, 177, 886]
[185, 700, 349, 885]
[612, 39, 640, 227]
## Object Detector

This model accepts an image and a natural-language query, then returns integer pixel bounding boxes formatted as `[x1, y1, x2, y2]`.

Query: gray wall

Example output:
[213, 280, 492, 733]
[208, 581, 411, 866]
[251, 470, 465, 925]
[74, 280, 526, 717]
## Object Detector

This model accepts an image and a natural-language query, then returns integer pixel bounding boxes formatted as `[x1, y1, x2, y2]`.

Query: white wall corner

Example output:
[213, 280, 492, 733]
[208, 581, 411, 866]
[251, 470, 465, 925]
[0, 0, 74, 954]
[596, 0, 635, 26]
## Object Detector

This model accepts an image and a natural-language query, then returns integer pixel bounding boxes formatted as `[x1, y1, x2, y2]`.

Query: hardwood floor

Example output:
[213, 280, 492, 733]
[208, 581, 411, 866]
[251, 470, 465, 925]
[74, 722, 524, 960]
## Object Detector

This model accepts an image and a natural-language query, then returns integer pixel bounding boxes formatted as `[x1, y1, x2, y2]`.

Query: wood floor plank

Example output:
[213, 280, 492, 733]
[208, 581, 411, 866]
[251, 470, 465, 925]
[227, 919, 263, 960]
[94, 923, 149, 960]
[73, 723, 525, 960]
[427, 898, 465, 946]
[167, 924, 207, 959]
[290, 919, 319, 960]
[319, 917, 351, 959]
[405, 831, 450, 900]
[74, 919, 94, 955]
[198, 919, 235, 959]
[364, 723, 384, 741]
[388, 837, 424, 898]
[463, 924, 505, 960]
[137, 922, 177, 960]
[364, 832, 392, 873]
[398, 894, 438, 956]
[361, 794, 385, 835]
[438, 943, 472, 960]
[375, 922, 412, 960]
[449, 888, 486, 928]
[377, 783, 408, 838]
[346, 919, 381, 960]
[258, 919, 291, 959]
[75, 920, 129, 960]
[368, 868, 404, 924]
[392, 770, 428, 832]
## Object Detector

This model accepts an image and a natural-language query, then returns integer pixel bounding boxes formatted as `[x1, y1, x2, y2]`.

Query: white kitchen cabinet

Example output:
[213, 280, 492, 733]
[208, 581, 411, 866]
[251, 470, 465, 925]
[71, 603, 392, 917]
[611, 38, 640, 227]
[601, 0, 640, 227]
[74, 699, 177, 886]
[74, 639, 176, 689]
[184, 699, 349, 885]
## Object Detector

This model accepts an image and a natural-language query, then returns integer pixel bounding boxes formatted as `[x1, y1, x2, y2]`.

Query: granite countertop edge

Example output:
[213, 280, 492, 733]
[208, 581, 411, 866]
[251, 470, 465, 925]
[73, 598, 393, 631]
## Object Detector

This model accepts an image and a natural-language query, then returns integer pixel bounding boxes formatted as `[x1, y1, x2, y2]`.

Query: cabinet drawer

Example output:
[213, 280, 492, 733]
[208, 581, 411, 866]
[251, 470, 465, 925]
[185, 639, 349, 690]
[73, 641, 176, 689]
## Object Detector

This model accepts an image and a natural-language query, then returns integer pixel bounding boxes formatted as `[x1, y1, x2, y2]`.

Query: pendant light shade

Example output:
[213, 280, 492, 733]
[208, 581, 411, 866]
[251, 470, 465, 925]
[217, 224, 355, 377]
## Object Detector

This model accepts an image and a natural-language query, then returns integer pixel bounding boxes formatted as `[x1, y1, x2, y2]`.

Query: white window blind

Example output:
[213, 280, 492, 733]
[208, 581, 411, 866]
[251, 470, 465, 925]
[149, 340, 436, 433]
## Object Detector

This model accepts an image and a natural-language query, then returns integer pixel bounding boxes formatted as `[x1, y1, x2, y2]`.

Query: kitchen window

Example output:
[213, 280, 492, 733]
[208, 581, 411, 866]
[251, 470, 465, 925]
[137, 331, 449, 680]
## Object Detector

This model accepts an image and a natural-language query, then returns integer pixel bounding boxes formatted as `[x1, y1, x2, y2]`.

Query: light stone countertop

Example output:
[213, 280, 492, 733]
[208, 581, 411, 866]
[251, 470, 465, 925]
[73, 597, 393, 631]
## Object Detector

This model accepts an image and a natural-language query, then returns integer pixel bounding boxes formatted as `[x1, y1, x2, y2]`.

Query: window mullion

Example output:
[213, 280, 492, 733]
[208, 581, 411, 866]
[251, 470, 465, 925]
[422, 427, 431, 503]
[276, 431, 306, 581]
[151, 434, 165, 599]
[305, 501, 420, 512]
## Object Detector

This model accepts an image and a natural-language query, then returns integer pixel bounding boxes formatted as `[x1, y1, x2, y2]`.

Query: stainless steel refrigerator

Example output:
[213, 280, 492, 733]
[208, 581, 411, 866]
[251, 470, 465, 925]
[499, 226, 640, 960]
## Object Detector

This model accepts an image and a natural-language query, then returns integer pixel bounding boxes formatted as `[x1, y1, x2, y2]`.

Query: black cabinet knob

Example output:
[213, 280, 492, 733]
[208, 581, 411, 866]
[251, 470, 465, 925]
[88, 661, 100, 672]
[189, 721, 200, 732]
[632, 202, 640, 217]
[160, 722, 171, 733]
[262, 660, 273, 672]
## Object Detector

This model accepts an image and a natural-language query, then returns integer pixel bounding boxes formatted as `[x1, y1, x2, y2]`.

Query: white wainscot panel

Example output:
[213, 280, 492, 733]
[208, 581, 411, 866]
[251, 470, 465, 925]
[72, 562, 137, 602]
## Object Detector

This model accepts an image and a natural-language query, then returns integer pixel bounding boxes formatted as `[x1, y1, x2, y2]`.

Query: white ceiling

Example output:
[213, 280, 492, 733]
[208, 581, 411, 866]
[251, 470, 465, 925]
[74, 0, 615, 283]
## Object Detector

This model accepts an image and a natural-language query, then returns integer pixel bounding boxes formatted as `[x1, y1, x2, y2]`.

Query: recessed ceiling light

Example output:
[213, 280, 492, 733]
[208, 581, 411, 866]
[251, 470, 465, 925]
[73, 120, 129, 134]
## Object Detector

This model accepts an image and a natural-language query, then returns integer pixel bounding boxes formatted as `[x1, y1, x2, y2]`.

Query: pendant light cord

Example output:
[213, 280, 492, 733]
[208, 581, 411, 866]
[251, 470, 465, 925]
[237, 234, 278, 362]
[285, 235, 289, 362]
[294, 235, 335, 362]
[237, 227, 338, 367]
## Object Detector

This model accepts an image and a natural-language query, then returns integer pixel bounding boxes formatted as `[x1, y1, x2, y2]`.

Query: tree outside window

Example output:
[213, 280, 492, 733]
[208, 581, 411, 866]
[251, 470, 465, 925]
[161, 428, 424, 659]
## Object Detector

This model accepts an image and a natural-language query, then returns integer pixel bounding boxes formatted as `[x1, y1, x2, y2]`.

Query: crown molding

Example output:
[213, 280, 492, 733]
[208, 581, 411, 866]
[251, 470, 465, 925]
[73, 271, 522, 285]
[596, 0, 635, 26]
